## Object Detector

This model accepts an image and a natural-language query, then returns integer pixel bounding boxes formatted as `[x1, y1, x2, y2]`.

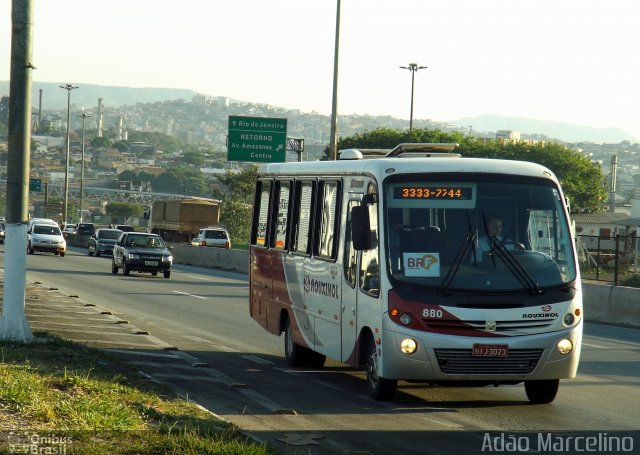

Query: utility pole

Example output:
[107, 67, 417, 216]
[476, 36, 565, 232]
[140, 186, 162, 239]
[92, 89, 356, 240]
[1, 0, 35, 341]
[399, 63, 427, 134]
[60, 83, 78, 225]
[79, 113, 91, 222]
[329, 0, 341, 160]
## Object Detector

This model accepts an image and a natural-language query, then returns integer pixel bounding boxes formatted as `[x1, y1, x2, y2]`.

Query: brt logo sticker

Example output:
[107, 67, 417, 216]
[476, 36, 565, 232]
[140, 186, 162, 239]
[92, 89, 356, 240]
[404, 253, 440, 277]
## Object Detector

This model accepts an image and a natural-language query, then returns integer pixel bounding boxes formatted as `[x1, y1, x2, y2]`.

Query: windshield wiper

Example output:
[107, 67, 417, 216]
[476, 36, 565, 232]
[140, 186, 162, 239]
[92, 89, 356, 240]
[439, 232, 476, 295]
[490, 236, 543, 295]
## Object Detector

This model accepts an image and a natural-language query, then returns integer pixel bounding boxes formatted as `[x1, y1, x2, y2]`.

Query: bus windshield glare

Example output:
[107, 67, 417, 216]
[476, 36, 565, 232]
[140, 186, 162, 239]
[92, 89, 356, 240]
[385, 174, 576, 291]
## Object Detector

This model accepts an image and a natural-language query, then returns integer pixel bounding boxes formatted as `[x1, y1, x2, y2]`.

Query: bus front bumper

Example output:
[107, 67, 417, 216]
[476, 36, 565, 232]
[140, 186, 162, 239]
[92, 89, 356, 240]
[379, 326, 582, 382]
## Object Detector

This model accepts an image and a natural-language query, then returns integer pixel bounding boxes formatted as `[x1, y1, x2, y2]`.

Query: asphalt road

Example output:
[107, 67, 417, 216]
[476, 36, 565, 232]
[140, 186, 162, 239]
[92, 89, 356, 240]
[5, 246, 640, 454]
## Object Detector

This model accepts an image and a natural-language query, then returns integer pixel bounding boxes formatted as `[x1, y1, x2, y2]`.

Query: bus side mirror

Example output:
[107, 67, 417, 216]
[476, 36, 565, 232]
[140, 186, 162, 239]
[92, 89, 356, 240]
[351, 205, 371, 251]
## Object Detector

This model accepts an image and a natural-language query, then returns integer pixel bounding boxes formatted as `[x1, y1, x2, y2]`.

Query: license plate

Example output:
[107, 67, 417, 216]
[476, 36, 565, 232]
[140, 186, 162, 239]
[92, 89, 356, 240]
[144, 261, 158, 266]
[472, 344, 508, 357]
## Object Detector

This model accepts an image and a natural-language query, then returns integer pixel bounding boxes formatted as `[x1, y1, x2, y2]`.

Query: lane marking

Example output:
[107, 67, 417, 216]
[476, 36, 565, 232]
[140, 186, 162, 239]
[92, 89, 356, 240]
[312, 379, 345, 392]
[243, 355, 275, 365]
[184, 335, 210, 343]
[172, 290, 207, 299]
[238, 388, 286, 413]
[583, 342, 607, 348]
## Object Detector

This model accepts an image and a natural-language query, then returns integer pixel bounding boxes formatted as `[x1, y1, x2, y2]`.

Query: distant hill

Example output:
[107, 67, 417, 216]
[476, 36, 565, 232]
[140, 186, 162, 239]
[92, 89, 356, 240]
[1, 81, 636, 144]
[0, 81, 198, 110]
[449, 114, 636, 144]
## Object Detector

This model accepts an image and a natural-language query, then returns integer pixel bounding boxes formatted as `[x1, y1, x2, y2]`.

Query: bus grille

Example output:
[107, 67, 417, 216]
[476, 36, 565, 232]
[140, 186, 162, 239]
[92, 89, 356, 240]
[424, 319, 555, 334]
[434, 349, 543, 374]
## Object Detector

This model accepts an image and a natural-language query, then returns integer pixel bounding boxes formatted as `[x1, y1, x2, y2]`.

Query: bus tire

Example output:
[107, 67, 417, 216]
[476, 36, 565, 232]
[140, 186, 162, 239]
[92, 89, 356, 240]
[525, 379, 559, 404]
[284, 318, 326, 368]
[366, 338, 397, 401]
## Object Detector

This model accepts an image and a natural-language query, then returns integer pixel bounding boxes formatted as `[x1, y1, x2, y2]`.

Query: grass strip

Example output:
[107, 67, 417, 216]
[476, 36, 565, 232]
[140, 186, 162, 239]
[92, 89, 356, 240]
[0, 334, 274, 454]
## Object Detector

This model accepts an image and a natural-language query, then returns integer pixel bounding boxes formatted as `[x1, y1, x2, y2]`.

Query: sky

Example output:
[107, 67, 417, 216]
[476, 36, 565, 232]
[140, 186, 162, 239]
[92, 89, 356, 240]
[1, 0, 639, 138]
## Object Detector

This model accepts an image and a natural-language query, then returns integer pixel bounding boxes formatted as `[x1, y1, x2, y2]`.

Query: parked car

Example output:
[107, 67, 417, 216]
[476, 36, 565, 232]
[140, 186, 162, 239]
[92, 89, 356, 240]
[76, 222, 96, 236]
[0, 222, 5, 244]
[27, 223, 66, 256]
[115, 224, 135, 232]
[88, 228, 122, 257]
[191, 227, 231, 248]
[112, 232, 172, 278]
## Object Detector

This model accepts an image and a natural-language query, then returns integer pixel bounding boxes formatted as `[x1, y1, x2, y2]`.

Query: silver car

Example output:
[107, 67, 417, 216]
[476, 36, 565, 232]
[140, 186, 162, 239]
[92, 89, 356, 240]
[27, 223, 66, 256]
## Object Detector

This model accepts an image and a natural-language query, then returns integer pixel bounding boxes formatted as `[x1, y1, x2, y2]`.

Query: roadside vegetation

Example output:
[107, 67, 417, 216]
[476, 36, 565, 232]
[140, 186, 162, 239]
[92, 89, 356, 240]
[621, 273, 640, 288]
[0, 335, 274, 455]
[328, 128, 608, 213]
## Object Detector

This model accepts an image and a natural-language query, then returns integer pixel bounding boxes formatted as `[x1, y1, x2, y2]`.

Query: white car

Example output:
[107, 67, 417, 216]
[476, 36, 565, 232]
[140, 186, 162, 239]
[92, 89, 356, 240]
[191, 227, 231, 248]
[27, 223, 66, 256]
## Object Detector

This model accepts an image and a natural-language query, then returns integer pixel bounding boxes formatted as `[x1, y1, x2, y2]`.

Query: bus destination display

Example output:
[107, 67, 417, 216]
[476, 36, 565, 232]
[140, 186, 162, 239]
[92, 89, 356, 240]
[394, 186, 473, 200]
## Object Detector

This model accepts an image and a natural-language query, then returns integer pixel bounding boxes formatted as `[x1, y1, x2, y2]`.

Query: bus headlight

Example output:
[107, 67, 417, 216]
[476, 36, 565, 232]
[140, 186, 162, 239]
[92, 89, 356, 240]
[399, 313, 413, 325]
[400, 338, 418, 355]
[563, 313, 575, 326]
[556, 338, 573, 355]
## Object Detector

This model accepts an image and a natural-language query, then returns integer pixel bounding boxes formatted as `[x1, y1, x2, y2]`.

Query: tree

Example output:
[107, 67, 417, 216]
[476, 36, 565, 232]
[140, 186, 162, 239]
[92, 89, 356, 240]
[333, 127, 607, 213]
[153, 167, 208, 196]
[460, 140, 607, 213]
[91, 136, 111, 147]
[183, 148, 206, 167]
[112, 141, 129, 153]
[137, 170, 156, 191]
[106, 202, 144, 224]
[118, 170, 138, 183]
[212, 166, 258, 246]
[324, 127, 467, 159]
[127, 131, 181, 154]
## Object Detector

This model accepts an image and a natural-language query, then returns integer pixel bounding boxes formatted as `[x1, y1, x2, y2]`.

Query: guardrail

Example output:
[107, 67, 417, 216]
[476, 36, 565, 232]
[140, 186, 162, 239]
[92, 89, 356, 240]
[170, 244, 248, 274]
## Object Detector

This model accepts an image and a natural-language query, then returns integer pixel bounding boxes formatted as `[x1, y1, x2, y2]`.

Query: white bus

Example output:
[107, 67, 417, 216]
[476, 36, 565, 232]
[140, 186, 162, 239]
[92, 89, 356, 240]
[249, 143, 582, 403]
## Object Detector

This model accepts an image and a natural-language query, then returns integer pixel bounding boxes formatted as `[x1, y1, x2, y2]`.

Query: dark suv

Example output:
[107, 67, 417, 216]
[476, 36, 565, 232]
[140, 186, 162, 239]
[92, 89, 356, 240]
[112, 232, 173, 278]
[76, 222, 96, 236]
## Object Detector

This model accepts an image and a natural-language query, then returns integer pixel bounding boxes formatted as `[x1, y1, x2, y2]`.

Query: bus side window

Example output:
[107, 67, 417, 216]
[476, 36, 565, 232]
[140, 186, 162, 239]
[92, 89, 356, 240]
[343, 200, 358, 288]
[315, 180, 341, 260]
[359, 190, 380, 297]
[291, 180, 315, 255]
[273, 180, 292, 250]
[252, 180, 272, 247]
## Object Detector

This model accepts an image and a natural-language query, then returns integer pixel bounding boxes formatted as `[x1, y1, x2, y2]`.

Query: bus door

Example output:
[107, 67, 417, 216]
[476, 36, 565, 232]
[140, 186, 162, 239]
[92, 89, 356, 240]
[341, 179, 380, 365]
[341, 198, 361, 363]
[303, 179, 342, 360]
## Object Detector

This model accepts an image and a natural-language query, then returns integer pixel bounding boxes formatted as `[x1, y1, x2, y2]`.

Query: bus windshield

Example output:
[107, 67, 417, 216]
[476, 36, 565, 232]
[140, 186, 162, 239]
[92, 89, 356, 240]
[385, 174, 576, 292]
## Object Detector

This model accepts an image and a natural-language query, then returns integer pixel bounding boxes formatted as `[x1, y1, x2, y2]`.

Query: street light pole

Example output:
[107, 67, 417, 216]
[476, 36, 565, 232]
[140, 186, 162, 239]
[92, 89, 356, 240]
[329, 0, 341, 160]
[59, 84, 78, 225]
[79, 113, 91, 223]
[399, 63, 427, 134]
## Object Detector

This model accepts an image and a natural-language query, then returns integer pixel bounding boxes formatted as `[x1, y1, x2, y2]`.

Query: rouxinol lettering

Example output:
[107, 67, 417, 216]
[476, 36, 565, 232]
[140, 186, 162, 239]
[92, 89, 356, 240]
[304, 275, 340, 299]
[522, 313, 559, 319]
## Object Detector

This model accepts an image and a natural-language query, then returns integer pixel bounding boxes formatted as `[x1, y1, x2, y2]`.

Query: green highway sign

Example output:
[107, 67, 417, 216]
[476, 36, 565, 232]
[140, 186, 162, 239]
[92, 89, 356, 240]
[228, 116, 287, 163]
[29, 178, 42, 192]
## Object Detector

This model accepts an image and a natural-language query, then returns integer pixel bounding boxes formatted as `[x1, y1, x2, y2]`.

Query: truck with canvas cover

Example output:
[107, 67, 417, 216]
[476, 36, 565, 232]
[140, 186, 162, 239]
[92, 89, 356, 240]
[150, 199, 220, 243]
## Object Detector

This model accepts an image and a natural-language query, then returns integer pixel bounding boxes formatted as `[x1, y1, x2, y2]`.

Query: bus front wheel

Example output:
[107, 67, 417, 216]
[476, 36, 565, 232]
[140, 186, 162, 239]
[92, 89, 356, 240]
[525, 379, 559, 404]
[366, 338, 397, 401]
[284, 318, 326, 368]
